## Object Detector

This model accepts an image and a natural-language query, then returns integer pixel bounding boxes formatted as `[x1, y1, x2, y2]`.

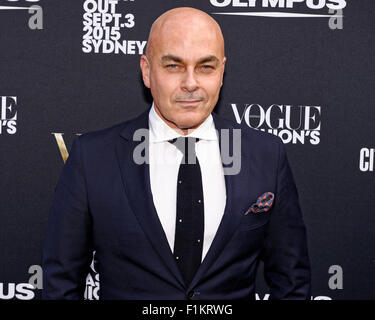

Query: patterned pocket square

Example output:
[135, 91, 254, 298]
[245, 192, 275, 215]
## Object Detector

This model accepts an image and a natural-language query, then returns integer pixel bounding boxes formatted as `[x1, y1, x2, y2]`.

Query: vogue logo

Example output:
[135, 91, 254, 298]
[210, 0, 345, 30]
[0, 96, 18, 135]
[231, 103, 321, 145]
[84, 251, 100, 300]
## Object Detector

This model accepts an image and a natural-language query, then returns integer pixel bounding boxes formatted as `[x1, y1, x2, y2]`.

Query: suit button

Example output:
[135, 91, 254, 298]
[187, 290, 195, 299]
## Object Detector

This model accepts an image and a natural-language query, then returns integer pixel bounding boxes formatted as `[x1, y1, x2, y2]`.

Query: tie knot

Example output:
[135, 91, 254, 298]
[169, 137, 199, 164]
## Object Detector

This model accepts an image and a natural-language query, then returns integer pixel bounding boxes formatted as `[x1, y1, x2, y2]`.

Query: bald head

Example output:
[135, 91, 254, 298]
[140, 7, 226, 134]
[146, 7, 225, 59]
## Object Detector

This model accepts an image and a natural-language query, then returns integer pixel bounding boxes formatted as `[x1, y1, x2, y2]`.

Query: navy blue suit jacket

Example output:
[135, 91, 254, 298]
[42, 107, 311, 300]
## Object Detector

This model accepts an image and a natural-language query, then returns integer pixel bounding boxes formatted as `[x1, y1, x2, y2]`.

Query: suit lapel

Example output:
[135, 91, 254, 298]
[115, 108, 185, 289]
[115, 109, 259, 292]
[187, 112, 256, 291]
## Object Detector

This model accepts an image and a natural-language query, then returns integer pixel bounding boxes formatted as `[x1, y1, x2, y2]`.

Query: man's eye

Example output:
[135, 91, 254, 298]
[166, 64, 180, 69]
[200, 65, 214, 71]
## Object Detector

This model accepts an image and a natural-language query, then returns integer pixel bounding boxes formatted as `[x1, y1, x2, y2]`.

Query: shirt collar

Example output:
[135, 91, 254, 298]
[149, 102, 218, 143]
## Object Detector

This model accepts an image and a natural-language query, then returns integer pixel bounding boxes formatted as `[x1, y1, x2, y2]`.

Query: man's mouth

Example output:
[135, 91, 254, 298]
[176, 100, 202, 107]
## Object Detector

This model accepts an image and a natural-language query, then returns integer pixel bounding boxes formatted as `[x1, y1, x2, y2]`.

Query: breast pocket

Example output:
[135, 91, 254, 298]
[239, 210, 272, 231]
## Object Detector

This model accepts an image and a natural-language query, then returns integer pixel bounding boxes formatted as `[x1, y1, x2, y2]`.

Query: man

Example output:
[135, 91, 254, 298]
[42, 7, 311, 300]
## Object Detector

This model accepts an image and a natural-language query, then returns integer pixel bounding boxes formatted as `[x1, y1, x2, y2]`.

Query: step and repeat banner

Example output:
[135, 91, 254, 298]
[0, 0, 374, 300]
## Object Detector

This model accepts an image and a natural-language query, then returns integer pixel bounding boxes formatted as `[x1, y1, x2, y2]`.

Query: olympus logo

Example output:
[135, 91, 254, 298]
[0, 265, 42, 300]
[210, 0, 346, 10]
[256, 293, 332, 300]
[210, 0, 345, 30]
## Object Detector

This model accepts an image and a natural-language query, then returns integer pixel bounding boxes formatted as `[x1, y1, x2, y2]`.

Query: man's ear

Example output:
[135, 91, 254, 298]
[221, 56, 226, 87]
[140, 55, 151, 88]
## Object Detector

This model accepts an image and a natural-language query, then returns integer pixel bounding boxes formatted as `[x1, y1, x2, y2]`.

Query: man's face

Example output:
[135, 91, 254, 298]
[140, 15, 226, 133]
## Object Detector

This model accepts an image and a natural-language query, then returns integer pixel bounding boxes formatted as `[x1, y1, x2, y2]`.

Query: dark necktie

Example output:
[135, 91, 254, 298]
[169, 137, 204, 286]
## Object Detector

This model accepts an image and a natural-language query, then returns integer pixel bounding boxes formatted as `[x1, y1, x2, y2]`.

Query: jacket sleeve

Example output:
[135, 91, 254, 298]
[260, 137, 311, 300]
[42, 135, 93, 299]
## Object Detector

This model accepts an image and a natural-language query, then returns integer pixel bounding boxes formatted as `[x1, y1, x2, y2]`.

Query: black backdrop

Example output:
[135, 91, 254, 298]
[0, 0, 374, 300]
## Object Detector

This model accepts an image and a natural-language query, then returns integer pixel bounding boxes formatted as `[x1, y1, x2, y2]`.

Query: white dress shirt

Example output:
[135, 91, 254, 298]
[148, 103, 226, 262]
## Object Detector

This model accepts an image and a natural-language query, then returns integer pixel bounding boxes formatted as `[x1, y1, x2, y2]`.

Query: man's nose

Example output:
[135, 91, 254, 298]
[182, 68, 198, 92]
